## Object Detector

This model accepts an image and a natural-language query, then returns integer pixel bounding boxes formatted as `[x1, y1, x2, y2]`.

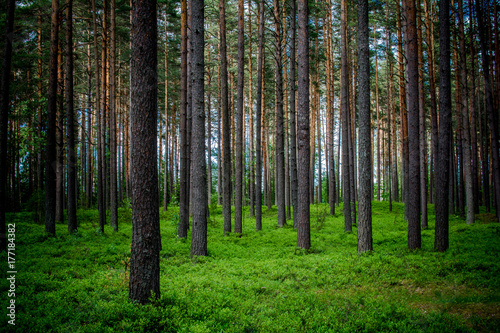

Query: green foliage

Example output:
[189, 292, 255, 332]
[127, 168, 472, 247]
[1, 202, 499, 332]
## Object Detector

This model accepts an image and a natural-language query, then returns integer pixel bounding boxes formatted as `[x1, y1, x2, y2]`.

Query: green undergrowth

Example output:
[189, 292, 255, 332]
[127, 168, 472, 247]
[1, 202, 499, 332]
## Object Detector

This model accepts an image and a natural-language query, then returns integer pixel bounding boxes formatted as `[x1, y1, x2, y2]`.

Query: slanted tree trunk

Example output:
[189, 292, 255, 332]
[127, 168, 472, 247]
[0, 0, 15, 250]
[296, 0, 310, 249]
[357, 0, 372, 253]
[435, 0, 451, 252]
[341, 0, 351, 232]
[45, 0, 59, 236]
[190, 0, 207, 255]
[179, 0, 189, 238]
[235, 0, 244, 233]
[129, 0, 161, 304]
[406, 0, 421, 249]
[66, 0, 77, 233]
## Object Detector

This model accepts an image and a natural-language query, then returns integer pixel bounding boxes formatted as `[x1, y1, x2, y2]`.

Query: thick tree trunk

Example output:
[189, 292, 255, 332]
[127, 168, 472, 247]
[190, 0, 207, 256]
[406, 0, 421, 249]
[66, 0, 77, 233]
[289, 0, 298, 226]
[129, 0, 161, 304]
[417, 0, 427, 228]
[235, 0, 244, 233]
[357, 0, 372, 253]
[435, 0, 451, 252]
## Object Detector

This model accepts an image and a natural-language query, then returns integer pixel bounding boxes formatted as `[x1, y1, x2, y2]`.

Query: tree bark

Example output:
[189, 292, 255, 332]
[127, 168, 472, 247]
[110, 0, 118, 231]
[129, 0, 161, 304]
[190, 0, 207, 255]
[457, 0, 473, 225]
[255, 0, 264, 231]
[296, 0, 310, 249]
[45, 0, 59, 236]
[417, 0, 427, 228]
[406, 0, 421, 249]
[66, 0, 77, 233]
[341, 0, 351, 232]
[179, 0, 189, 238]
[435, 0, 451, 252]
[220, 0, 232, 234]
[235, 0, 244, 233]
[357, 0, 372, 253]
[275, 0, 286, 227]
[476, 0, 500, 222]
[289, 0, 298, 226]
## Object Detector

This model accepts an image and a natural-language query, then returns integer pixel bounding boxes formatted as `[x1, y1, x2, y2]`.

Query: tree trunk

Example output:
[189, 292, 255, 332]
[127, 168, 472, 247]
[179, 0, 189, 238]
[235, 0, 244, 233]
[469, 0, 479, 213]
[56, 46, 64, 225]
[0, 0, 15, 250]
[220, 0, 232, 234]
[375, 27, 381, 201]
[190, 0, 207, 255]
[435, 0, 451, 252]
[417, 0, 427, 229]
[92, 0, 105, 233]
[274, 0, 286, 227]
[476, 0, 500, 222]
[248, 2, 255, 217]
[129, 0, 160, 304]
[405, 0, 421, 250]
[341, 0, 351, 232]
[457, 0, 473, 225]
[45, 0, 59, 236]
[397, 2, 408, 210]
[66, 0, 77, 233]
[109, 0, 118, 231]
[296, 0, 310, 250]
[289, 0, 298, 226]
[424, 0, 438, 204]
[357, 0, 372, 253]
[255, 0, 264, 231]
[163, 11, 170, 211]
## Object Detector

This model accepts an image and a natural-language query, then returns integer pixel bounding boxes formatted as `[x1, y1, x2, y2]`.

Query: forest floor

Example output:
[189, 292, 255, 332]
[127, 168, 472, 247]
[1, 201, 499, 332]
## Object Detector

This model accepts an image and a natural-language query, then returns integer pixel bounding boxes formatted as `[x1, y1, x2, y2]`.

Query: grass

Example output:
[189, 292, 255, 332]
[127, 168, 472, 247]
[1, 201, 499, 332]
